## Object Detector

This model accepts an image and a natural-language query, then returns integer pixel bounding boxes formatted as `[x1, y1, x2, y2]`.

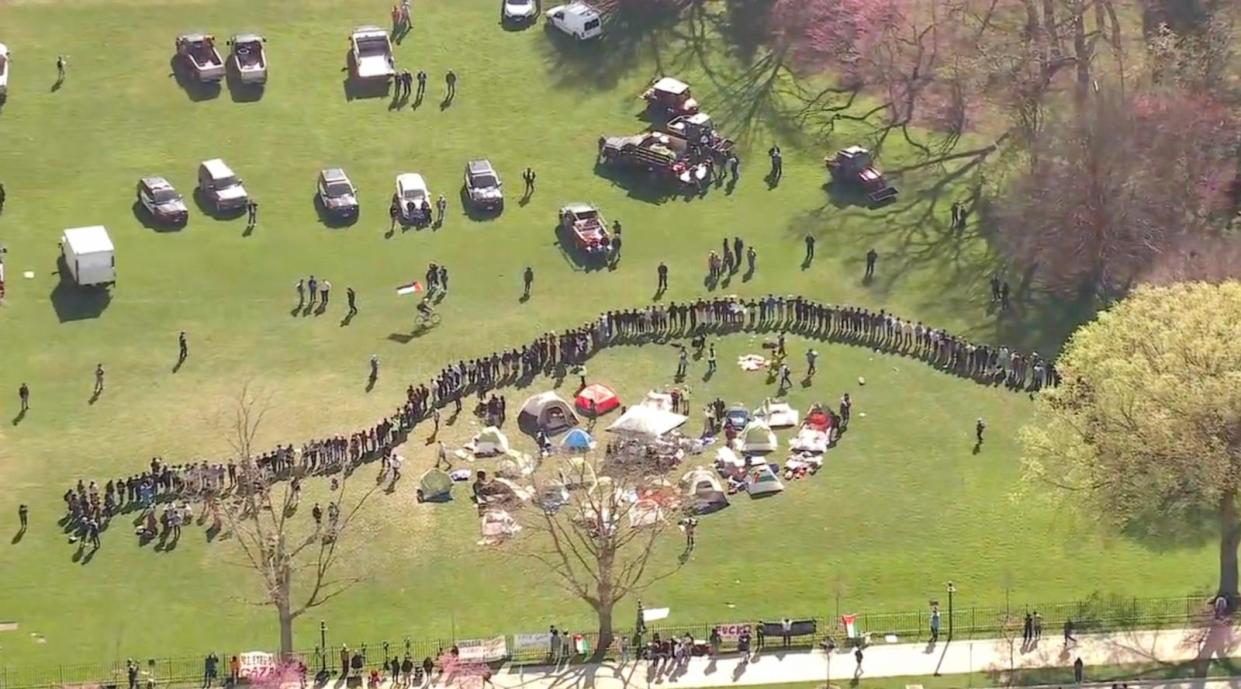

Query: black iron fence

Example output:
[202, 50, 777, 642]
[0, 594, 1216, 689]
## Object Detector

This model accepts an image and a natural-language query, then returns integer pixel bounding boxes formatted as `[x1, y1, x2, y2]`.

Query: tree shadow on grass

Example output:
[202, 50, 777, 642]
[540, 6, 682, 92]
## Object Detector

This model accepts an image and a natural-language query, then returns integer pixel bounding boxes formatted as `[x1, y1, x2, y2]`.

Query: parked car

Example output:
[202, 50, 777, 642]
[0, 43, 9, 100]
[317, 168, 359, 219]
[196, 159, 248, 213]
[464, 159, 503, 212]
[136, 176, 189, 225]
[503, 0, 539, 24]
[643, 77, 699, 118]
[349, 26, 395, 83]
[544, 2, 603, 40]
[559, 203, 610, 257]
[175, 32, 225, 82]
[395, 173, 432, 225]
[227, 33, 267, 85]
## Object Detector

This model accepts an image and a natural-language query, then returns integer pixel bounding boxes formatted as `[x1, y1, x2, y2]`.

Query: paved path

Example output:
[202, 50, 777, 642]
[474, 625, 1241, 689]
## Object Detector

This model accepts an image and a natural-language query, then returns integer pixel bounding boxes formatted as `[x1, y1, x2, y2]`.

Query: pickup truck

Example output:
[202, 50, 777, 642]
[350, 27, 395, 82]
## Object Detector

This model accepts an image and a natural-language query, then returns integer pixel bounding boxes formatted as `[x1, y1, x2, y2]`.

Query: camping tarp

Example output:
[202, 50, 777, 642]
[495, 452, 536, 479]
[607, 404, 688, 437]
[790, 428, 828, 454]
[756, 399, 800, 429]
[575, 384, 620, 416]
[643, 391, 674, 411]
[479, 509, 521, 541]
[561, 428, 596, 451]
[629, 498, 666, 527]
[468, 426, 510, 457]
[558, 455, 598, 488]
[417, 469, 453, 502]
[518, 392, 580, 435]
[739, 421, 778, 453]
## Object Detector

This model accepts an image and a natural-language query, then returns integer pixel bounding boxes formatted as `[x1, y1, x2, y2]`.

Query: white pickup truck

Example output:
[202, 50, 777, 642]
[350, 27, 395, 82]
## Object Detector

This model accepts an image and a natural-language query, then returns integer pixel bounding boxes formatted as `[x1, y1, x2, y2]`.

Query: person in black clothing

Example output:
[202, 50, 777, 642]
[389, 199, 400, 231]
[18, 504, 28, 530]
[768, 144, 782, 182]
[203, 652, 219, 688]
[1023, 612, 1033, 644]
[732, 237, 743, 266]
[400, 70, 412, 98]
[416, 70, 427, 99]
[346, 287, 358, 316]
[610, 234, 622, 267]
[178, 331, 188, 362]
[804, 234, 815, 263]
[523, 266, 534, 298]
[1073, 657, 1084, 683]
[445, 70, 457, 101]
[657, 262, 668, 292]
[18, 382, 29, 412]
[0, 182, 7, 211]
[522, 167, 536, 196]
[865, 248, 878, 279]
[975, 418, 986, 446]
[127, 659, 139, 689]
[990, 274, 1001, 302]
[1000, 281, 1011, 311]
[246, 199, 258, 227]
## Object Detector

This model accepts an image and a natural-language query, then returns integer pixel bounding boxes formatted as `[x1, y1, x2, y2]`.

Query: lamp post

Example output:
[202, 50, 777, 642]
[946, 582, 957, 640]
[319, 621, 328, 674]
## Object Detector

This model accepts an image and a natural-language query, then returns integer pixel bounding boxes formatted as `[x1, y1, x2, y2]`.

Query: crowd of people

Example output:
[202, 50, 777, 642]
[59, 294, 1055, 549]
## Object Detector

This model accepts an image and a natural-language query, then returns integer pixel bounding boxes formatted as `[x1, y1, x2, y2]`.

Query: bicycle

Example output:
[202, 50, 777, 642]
[415, 305, 441, 329]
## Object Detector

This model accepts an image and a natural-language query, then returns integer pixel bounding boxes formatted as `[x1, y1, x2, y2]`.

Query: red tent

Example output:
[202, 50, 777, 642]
[575, 384, 620, 416]
[804, 407, 832, 432]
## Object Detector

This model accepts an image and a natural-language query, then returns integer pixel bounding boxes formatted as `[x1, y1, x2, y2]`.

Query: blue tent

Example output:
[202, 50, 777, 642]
[561, 428, 596, 451]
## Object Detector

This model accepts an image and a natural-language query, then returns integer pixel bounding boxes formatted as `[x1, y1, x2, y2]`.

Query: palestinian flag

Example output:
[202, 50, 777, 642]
[841, 614, 857, 639]
[395, 281, 424, 296]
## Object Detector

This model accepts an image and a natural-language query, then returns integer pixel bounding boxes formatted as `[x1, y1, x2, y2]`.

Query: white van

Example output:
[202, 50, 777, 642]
[62, 226, 116, 286]
[545, 2, 603, 40]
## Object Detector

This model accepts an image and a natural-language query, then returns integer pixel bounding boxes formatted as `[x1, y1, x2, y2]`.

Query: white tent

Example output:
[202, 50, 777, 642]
[518, 392, 579, 434]
[790, 427, 829, 454]
[755, 399, 800, 429]
[607, 405, 688, 438]
[679, 468, 728, 513]
[558, 455, 598, 489]
[467, 426, 511, 457]
[746, 464, 785, 497]
[495, 452, 536, 479]
[417, 469, 453, 502]
[715, 446, 746, 476]
[739, 421, 778, 453]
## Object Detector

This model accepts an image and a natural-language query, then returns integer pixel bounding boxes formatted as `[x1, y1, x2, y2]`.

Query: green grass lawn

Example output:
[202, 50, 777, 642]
[0, 0, 1218, 672]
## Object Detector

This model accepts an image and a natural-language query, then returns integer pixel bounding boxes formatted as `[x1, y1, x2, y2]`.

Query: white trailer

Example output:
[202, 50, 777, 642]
[61, 226, 116, 286]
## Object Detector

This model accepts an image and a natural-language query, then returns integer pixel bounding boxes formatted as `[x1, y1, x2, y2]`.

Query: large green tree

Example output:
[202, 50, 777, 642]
[1022, 282, 1241, 599]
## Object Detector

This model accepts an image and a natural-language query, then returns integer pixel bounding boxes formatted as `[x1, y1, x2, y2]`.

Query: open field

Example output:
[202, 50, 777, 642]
[0, 0, 1218, 671]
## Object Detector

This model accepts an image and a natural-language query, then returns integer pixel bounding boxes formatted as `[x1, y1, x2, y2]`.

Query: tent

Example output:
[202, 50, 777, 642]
[417, 469, 453, 503]
[790, 427, 829, 454]
[629, 498, 666, 528]
[518, 392, 580, 435]
[479, 509, 521, 542]
[495, 452, 536, 479]
[679, 468, 729, 514]
[724, 404, 750, 430]
[804, 406, 833, 432]
[467, 426, 511, 457]
[575, 384, 621, 416]
[746, 464, 785, 497]
[607, 404, 688, 438]
[558, 455, 598, 489]
[483, 477, 533, 504]
[756, 399, 800, 429]
[739, 421, 778, 453]
[714, 446, 746, 478]
[561, 428, 596, 452]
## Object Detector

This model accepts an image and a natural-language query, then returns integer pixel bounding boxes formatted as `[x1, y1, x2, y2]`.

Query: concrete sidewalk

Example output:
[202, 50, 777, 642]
[480, 625, 1241, 689]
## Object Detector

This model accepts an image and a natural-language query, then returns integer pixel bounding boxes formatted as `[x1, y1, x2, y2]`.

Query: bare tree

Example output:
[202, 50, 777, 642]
[218, 385, 380, 657]
[518, 452, 684, 658]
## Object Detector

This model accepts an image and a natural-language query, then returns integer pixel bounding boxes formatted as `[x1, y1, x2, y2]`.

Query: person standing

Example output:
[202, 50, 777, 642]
[18, 503, 28, 530]
[865, 248, 878, 279]
[0, 182, 7, 211]
[806, 349, 818, 376]
[1033, 611, 1043, 639]
[56, 54, 67, 82]
[1023, 612, 1033, 644]
[1073, 657, 1084, 684]
[127, 659, 139, 689]
[369, 355, 379, 383]
[930, 606, 941, 642]
[523, 266, 534, 298]
[610, 233, 622, 267]
[706, 343, 717, 374]
[768, 144, 782, 182]
[778, 364, 792, 390]
[729, 153, 740, 181]
[975, 417, 986, 446]
[1000, 281, 1011, 311]
[400, 69, 412, 98]
[436, 193, 447, 225]
[178, 331, 189, 362]
[657, 262, 668, 292]
[389, 198, 400, 231]
[1063, 618, 1075, 645]
[445, 70, 457, 100]
[683, 516, 697, 551]
[247, 199, 259, 228]
[804, 234, 815, 263]
[840, 393, 852, 427]
[94, 363, 105, 395]
[853, 646, 863, 675]
[746, 246, 757, 274]
[990, 274, 1001, 302]
[295, 278, 305, 305]
[18, 382, 29, 412]
[346, 287, 358, 316]
[321, 279, 331, 306]
[676, 347, 688, 379]
[438, 265, 449, 294]
[522, 167, 536, 195]
[307, 275, 318, 306]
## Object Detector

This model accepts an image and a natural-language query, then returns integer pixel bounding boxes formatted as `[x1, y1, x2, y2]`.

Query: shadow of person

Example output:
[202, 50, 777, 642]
[88, 390, 101, 405]
[972, 441, 982, 455]
[12, 527, 26, 544]
[862, 274, 873, 287]
[365, 374, 377, 393]
[801, 256, 812, 271]
[11, 409, 26, 426]
[316, 301, 329, 316]
[340, 312, 356, 327]
[440, 96, 452, 110]
[173, 356, 186, 374]
[51, 77, 64, 93]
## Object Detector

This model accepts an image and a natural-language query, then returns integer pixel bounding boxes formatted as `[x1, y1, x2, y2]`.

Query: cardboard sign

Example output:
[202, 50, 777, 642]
[714, 623, 752, 643]
[513, 633, 552, 652]
[238, 652, 276, 679]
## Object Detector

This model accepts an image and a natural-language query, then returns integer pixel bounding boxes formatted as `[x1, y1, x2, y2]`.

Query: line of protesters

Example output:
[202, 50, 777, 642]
[62, 295, 1055, 548]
